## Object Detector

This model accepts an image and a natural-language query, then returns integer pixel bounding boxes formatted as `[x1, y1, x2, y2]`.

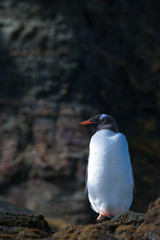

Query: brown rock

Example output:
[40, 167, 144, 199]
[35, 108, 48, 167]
[111, 211, 145, 227]
[134, 197, 160, 240]
[51, 197, 160, 239]
[51, 211, 145, 240]
[0, 196, 159, 240]
[0, 200, 51, 240]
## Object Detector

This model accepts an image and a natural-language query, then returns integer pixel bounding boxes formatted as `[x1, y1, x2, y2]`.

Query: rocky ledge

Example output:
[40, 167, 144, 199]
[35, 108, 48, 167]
[0, 197, 160, 240]
[53, 197, 160, 240]
[0, 199, 51, 239]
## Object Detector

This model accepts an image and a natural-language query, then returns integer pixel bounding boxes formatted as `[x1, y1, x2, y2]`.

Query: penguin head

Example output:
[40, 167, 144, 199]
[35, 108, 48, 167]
[80, 114, 119, 133]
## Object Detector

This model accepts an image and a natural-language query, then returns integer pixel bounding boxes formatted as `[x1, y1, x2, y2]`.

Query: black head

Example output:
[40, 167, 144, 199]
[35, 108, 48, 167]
[80, 113, 119, 133]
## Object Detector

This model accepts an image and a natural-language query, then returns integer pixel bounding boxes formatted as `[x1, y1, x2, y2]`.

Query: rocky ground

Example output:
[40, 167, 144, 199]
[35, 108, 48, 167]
[0, 0, 160, 227]
[0, 199, 51, 239]
[0, 197, 159, 239]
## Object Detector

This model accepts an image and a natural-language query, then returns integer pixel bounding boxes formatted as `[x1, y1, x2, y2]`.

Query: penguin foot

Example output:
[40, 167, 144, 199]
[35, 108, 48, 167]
[97, 213, 112, 222]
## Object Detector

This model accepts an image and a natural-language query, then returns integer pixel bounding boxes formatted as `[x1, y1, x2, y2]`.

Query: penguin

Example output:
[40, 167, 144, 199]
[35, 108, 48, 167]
[80, 114, 134, 221]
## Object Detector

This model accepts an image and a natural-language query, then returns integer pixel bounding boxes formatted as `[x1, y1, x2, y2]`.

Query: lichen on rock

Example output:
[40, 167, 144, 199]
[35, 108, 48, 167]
[51, 197, 160, 240]
[0, 197, 160, 239]
[0, 200, 51, 239]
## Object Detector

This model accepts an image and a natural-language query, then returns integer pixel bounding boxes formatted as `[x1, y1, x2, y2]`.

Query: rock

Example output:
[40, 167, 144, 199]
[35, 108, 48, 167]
[111, 211, 145, 227]
[0, 102, 93, 225]
[51, 197, 160, 240]
[0, 197, 159, 239]
[134, 197, 160, 239]
[0, 199, 33, 215]
[51, 215, 138, 240]
[52, 223, 118, 240]
[0, 200, 51, 239]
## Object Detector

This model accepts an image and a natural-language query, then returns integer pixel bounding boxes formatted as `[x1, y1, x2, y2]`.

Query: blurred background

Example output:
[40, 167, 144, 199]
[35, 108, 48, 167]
[0, 0, 160, 229]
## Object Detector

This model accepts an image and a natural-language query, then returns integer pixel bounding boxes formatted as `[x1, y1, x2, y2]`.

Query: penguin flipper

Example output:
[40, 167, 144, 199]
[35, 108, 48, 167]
[84, 163, 88, 196]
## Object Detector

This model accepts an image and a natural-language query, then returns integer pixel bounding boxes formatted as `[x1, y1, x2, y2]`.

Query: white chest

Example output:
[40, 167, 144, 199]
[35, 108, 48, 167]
[87, 129, 133, 214]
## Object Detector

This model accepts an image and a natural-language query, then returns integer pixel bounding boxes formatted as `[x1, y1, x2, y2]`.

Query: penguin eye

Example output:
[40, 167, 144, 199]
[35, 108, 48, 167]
[99, 118, 105, 123]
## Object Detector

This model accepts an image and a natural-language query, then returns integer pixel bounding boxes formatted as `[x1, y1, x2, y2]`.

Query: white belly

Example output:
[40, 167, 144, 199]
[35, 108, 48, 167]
[87, 129, 133, 215]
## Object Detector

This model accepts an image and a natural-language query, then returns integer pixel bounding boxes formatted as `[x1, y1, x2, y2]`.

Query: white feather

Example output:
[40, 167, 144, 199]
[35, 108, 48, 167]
[87, 129, 133, 215]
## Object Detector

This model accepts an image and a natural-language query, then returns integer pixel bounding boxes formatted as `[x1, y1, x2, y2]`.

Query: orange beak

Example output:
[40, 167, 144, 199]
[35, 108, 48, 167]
[80, 121, 92, 125]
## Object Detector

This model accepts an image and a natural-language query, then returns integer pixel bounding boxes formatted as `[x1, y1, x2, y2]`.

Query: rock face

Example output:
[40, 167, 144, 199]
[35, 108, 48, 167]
[0, 101, 94, 225]
[0, 0, 160, 225]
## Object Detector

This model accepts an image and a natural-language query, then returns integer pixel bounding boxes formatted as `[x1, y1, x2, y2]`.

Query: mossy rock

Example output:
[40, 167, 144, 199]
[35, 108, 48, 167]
[0, 200, 51, 239]
[111, 211, 145, 227]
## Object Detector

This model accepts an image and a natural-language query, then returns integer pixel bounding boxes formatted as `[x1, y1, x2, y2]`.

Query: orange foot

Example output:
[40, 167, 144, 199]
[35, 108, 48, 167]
[97, 213, 112, 222]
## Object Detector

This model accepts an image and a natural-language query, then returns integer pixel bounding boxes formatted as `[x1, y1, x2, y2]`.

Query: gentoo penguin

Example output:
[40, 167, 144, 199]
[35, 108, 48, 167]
[80, 114, 134, 220]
